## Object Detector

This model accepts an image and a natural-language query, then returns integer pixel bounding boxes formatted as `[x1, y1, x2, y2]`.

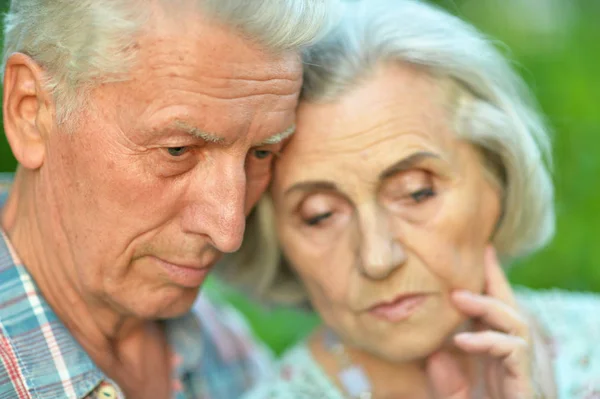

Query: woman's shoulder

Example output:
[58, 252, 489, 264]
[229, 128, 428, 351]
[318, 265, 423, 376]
[515, 287, 600, 398]
[515, 286, 600, 332]
[242, 342, 345, 399]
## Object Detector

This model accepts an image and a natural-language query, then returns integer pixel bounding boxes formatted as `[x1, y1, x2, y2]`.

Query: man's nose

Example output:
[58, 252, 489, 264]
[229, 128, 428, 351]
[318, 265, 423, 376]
[180, 156, 247, 253]
[357, 205, 407, 280]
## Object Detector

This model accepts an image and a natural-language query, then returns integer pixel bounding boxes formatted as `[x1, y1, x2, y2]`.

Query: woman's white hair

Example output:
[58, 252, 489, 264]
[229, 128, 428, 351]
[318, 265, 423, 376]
[218, 0, 556, 304]
[1, 0, 335, 124]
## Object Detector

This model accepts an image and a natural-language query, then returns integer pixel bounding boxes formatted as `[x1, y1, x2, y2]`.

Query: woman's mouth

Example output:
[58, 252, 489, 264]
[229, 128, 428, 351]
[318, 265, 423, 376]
[368, 293, 429, 322]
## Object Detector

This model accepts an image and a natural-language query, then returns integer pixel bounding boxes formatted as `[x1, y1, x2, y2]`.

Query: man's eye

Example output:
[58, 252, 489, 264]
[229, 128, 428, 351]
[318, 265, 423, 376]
[410, 187, 435, 203]
[253, 149, 273, 160]
[305, 212, 333, 226]
[167, 147, 189, 157]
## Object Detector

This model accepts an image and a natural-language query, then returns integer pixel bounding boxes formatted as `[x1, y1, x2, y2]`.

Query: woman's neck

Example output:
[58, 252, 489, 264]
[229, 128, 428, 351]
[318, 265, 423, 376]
[308, 326, 477, 399]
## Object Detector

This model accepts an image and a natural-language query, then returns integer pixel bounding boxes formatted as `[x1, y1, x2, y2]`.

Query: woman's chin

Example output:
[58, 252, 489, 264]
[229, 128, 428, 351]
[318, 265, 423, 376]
[367, 331, 450, 364]
[361, 312, 467, 364]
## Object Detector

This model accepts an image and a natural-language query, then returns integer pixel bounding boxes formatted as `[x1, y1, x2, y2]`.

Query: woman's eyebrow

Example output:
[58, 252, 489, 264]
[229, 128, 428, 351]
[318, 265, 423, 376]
[284, 181, 338, 197]
[378, 151, 440, 180]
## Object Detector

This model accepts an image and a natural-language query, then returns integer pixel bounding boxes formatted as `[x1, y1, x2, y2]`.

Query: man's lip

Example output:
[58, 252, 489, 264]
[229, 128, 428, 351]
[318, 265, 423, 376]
[151, 256, 216, 270]
[152, 256, 218, 288]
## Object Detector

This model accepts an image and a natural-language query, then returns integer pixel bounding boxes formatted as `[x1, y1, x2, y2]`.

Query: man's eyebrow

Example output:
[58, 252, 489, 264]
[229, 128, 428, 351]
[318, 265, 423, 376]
[378, 151, 440, 180]
[161, 121, 296, 146]
[171, 120, 225, 144]
[258, 124, 296, 145]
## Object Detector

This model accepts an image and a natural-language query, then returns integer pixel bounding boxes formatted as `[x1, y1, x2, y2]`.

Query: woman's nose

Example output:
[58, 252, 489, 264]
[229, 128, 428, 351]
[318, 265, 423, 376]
[357, 206, 407, 280]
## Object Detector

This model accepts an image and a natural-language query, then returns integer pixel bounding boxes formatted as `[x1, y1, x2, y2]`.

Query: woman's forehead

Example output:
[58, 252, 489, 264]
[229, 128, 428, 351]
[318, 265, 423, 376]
[295, 65, 458, 145]
[269, 76, 493, 206]
[277, 67, 464, 179]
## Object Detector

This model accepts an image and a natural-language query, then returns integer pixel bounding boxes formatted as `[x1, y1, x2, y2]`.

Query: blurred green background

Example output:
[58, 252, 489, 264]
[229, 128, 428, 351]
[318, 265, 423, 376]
[0, 0, 598, 354]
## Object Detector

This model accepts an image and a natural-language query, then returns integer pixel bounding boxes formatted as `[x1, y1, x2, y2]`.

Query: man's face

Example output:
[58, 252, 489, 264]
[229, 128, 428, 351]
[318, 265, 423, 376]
[41, 13, 302, 318]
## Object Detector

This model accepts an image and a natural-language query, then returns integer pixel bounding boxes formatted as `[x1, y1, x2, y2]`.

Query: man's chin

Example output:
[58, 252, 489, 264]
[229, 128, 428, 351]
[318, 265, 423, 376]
[127, 284, 203, 320]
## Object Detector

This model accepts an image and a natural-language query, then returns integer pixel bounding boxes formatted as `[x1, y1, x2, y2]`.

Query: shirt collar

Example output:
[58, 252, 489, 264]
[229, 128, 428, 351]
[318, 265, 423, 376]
[1, 177, 105, 396]
[0, 229, 106, 398]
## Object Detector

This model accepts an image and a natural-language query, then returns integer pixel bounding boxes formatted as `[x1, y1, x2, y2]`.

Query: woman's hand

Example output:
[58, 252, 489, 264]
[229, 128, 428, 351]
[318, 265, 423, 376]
[426, 246, 543, 399]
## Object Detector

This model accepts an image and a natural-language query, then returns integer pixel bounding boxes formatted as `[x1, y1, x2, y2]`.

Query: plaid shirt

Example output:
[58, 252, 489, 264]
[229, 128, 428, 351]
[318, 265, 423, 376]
[0, 173, 273, 399]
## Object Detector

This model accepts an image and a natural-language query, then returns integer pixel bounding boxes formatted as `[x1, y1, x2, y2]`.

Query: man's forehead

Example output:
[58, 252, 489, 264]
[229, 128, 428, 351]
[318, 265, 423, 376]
[141, 5, 304, 74]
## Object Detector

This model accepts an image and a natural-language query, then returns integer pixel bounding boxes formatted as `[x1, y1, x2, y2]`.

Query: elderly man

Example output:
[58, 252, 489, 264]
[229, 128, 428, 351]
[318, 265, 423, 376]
[0, 1, 334, 398]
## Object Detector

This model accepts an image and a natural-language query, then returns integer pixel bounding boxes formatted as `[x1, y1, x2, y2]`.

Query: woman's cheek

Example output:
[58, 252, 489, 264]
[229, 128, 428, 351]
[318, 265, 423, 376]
[448, 251, 486, 292]
[285, 227, 354, 301]
[409, 230, 480, 291]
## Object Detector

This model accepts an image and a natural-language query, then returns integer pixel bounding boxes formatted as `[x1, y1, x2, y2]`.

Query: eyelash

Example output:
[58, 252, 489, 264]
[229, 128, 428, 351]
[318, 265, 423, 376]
[164, 147, 281, 160]
[166, 147, 190, 157]
[410, 187, 435, 203]
[252, 149, 281, 160]
[305, 211, 333, 226]
[303, 187, 435, 226]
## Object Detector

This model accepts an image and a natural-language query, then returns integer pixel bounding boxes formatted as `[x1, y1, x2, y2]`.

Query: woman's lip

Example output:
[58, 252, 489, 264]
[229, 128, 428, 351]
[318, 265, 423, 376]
[368, 294, 428, 322]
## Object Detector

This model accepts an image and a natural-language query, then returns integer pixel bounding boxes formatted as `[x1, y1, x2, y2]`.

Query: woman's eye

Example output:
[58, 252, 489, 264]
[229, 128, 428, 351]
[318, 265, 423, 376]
[410, 187, 435, 203]
[305, 212, 333, 226]
[167, 147, 189, 157]
[253, 149, 273, 160]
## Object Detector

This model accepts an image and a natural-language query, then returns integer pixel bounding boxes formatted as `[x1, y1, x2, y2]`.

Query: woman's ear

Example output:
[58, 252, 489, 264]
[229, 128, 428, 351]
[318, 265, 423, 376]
[3, 53, 55, 170]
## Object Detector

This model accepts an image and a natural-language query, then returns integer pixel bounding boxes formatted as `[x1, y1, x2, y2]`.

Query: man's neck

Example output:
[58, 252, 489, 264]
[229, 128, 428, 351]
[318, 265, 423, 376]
[1, 171, 167, 386]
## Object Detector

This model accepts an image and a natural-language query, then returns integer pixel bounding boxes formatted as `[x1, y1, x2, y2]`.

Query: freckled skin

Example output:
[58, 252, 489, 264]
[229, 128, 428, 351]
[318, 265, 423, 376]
[271, 62, 501, 363]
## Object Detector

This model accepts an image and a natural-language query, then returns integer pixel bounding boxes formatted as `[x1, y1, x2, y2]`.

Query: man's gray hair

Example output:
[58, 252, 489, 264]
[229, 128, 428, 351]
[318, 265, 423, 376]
[2, 0, 335, 124]
[219, 0, 556, 304]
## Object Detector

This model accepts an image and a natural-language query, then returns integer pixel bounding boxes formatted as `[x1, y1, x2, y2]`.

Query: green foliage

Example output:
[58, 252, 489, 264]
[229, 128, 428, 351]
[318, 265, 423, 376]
[444, 0, 600, 292]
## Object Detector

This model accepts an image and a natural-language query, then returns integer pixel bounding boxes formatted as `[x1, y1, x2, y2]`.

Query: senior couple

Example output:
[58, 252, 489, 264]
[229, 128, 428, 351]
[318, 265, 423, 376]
[0, 0, 598, 398]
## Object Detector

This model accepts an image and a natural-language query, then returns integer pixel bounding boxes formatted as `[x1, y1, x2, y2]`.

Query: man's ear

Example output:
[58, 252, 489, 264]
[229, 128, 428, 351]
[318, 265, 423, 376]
[3, 53, 55, 170]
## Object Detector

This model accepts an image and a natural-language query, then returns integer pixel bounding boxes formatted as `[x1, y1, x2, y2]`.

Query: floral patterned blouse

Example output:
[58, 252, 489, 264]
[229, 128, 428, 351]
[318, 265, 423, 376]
[243, 288, 600, 399]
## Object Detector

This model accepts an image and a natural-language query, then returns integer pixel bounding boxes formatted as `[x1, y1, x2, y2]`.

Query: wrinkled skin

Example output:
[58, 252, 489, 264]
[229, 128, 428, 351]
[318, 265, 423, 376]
[1, 7, 302, 398]
[269, 62, 551, 398]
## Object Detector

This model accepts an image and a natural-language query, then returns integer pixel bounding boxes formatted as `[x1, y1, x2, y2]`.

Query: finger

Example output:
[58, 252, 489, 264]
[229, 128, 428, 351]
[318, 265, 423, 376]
[426, 351, 471, 399]
[483, 246, 517, 307]
[454, 331, 530, 378]
[452, 290, 529, 338]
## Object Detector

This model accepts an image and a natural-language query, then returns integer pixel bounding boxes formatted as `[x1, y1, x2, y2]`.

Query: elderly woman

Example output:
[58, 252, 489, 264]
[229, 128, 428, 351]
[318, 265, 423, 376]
[220, 0, 600, 398]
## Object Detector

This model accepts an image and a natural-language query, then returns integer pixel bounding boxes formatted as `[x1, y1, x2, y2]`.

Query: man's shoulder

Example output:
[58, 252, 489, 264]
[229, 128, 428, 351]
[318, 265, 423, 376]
[0, 322, 30, 399]
[192, 295, 273, 366]
[0, 264, 43, 398]
[0, 302, 52, 399]
[167, 294, 275, 398]
[0, 264, 106, 399]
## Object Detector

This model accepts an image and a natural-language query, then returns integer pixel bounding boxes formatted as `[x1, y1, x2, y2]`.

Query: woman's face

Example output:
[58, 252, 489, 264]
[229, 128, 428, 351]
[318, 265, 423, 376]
[270, 62, 502, 362]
